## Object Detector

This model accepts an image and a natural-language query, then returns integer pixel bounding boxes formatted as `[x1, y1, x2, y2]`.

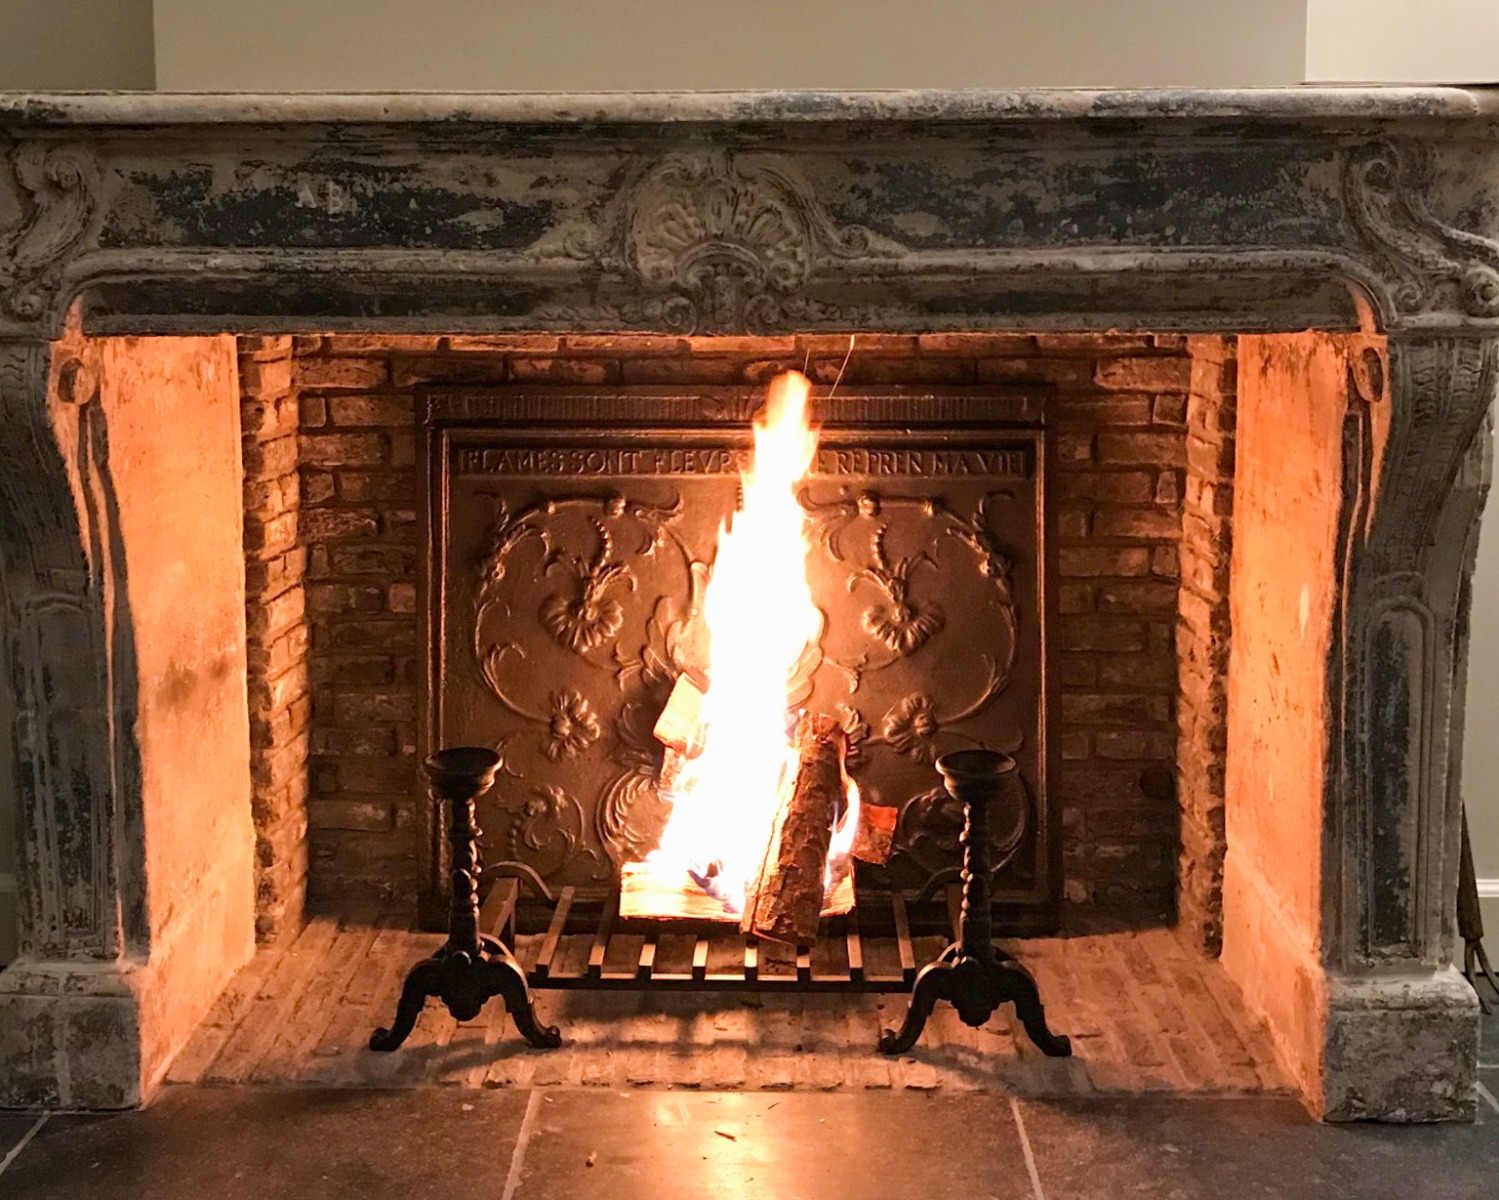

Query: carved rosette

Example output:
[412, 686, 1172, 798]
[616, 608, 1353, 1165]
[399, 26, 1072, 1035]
[543, 152, 906, 334]
[1344, 140, 1499, 324]
[0, 142, 99, 326]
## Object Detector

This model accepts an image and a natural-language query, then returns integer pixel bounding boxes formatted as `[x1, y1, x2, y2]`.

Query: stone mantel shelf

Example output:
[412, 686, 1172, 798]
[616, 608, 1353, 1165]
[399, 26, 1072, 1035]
[0, 87, 1497, 126]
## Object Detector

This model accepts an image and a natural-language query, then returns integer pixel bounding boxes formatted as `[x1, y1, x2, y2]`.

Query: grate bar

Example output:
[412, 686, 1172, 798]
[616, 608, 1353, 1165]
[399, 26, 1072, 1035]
[691, 937, 709, 982]
[743, 937, 759, 982]
[892, 892, 917, 985]
[587, 894, 617, 981]
[796, 946, 813, 983]
[637, 934, 657, 982]
[846, 909, 865, 983]
[533, 885, 574, 981]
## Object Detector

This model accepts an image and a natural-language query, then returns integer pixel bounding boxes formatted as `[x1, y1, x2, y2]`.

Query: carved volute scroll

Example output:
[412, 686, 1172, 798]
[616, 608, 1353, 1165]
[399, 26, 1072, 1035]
[0, 337, 128, 962]
[1344, 140, 1499, 327]
[1333, 334, 1497, 969]
[0, 142, 99, 331]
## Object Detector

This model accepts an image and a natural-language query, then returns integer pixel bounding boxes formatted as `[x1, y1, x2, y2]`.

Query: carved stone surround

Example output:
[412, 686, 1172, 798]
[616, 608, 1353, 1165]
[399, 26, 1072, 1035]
[0, 89, 1496, 1118]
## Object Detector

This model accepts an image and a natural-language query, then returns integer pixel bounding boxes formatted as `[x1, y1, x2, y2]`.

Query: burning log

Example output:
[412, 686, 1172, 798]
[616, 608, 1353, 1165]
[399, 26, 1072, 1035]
[852, 801, 896, 866]
[741, 712, 846, 945]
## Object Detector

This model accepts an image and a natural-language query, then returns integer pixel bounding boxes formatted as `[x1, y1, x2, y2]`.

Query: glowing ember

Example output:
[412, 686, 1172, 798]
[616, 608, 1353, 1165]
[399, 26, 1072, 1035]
[640, 370, 859, 915]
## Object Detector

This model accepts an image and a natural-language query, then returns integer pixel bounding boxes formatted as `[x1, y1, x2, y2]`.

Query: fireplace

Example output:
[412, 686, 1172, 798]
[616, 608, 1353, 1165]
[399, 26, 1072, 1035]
[0, 89, 1494, 1120]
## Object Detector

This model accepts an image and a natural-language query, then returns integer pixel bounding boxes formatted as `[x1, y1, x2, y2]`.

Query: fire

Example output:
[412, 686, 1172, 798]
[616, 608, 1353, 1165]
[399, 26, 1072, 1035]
[643, 371, 859, 913]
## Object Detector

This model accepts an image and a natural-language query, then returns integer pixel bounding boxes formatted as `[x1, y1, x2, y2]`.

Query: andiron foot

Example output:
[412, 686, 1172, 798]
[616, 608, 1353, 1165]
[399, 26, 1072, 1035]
[369, 747, 562, 1053]
[880, 750, 1072, 1059]
[878, 943, 1071, 1057]
[370, 940, 560, 1051]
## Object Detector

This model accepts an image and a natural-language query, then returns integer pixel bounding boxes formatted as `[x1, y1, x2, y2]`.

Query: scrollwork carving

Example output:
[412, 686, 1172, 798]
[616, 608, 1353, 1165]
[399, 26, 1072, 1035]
[0, 143, 99, 323]
[538, 152, 908, 334]
[1344, 140, 1499, 322]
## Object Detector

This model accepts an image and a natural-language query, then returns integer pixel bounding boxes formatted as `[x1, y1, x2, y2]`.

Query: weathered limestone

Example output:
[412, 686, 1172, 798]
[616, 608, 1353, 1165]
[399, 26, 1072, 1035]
[1226, 332, 1491, 1121]
[0, 88, 1496, 1116]
[0, 330, 256, 1107]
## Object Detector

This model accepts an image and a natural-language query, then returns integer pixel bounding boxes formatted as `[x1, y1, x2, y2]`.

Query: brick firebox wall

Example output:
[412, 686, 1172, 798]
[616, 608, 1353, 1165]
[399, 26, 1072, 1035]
[277, 333, 1192, 921]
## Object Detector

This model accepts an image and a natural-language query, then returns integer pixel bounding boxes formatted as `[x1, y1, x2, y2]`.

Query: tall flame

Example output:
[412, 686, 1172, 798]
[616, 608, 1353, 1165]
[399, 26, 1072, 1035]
[646, 371, 856, 911]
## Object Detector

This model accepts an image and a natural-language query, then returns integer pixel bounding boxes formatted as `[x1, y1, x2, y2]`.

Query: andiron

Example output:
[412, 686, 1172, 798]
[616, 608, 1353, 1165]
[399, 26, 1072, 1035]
[879, 749, 1072, 1058]
[370, 747, 562, 1052]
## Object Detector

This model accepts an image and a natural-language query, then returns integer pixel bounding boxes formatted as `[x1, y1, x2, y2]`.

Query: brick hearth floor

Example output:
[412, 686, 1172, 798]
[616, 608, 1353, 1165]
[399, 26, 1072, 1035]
[166, 915, 1287, 1095]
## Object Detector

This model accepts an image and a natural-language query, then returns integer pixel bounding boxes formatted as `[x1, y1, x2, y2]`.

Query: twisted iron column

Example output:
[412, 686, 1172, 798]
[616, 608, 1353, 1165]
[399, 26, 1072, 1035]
[370, 747, 561, 1051]
[879, 749, 1071, 1057]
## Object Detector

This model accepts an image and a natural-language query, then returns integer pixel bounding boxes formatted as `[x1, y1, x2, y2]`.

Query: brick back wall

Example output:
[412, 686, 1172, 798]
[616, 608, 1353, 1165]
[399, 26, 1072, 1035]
[289, 332, 1191, 920]
[239, 336, 310, 942]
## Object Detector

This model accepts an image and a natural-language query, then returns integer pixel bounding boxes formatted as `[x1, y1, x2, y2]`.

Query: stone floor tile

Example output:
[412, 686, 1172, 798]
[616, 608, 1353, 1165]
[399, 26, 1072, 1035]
[513, 1089, 1036, 1200]
[0, 1113, 43, 1164]
[1018, 1096, 1499, 1200]
[0, 1087, 528, 1200]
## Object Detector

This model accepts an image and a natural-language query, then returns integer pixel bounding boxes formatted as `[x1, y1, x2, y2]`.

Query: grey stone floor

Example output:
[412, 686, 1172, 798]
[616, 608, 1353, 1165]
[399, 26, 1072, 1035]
[0, 997, 1494, 1198]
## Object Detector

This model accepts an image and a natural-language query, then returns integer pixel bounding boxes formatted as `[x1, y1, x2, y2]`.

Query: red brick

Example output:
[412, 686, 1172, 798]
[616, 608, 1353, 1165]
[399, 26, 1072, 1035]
[301, 470, 335, 504]
[328, 394, 416, 427]
[1096, 580, 1180, 613]
[446, 334, 560, 353]
[337, 472, 417, 503]
[299, 432, 385, 468]
[308, 583, 386, 616]
[509, 357, 615, 384]
[324, 334, 443, 354]
[327, 545, 415, 576]
[1059, 547, 1151, 577]
[295, 357, 388, 390]
[388, 582, 417, 613]
[1186, 433, 1234, 478]
[1052, 394, 1155, 427]
[1095, 356, 1191, 393]
[1060, 693, 1172, 726]
[311, 726, 397, 757]
[978, 357, 1095, 389]
[1054, 472, 1155, 504]
[918, 332, 1035, 355]
[299, 507, 380, 541]
[241, 434, 298, 479]
[241, 391, 299, 439]
[1092, 508, 1181, 540]
[1056, 617, 1148, 652]
[333, 692, 417, 724]
[391, 355, 510, 387]
[243, 510, 298, 556]
[1096, 431, 1184, 466]
[308, 799, 394, 833]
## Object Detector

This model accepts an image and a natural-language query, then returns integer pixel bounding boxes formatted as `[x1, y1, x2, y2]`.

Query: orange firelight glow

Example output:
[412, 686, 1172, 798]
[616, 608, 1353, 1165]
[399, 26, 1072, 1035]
[642, 370, 859, 913]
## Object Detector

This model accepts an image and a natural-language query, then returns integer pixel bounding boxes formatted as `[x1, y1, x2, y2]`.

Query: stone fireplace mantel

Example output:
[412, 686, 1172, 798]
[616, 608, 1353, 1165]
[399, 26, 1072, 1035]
[1, 88, 1496, 1117]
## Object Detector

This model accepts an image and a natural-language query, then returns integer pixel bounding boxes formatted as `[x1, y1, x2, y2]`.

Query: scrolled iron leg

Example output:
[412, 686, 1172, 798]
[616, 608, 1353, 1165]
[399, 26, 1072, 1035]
[878, 959, 954, 1055]
[369, 957, 443, 1051]
[481, 946, 562, 1049]
[991, 956, 1073, 1058]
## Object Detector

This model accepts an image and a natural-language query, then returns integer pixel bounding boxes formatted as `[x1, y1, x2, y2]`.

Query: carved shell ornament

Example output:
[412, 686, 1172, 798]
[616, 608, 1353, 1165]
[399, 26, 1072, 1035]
[546, 152, 906, 334]
[0, 142, 99, 323]
[1344, 139, 1499, 322]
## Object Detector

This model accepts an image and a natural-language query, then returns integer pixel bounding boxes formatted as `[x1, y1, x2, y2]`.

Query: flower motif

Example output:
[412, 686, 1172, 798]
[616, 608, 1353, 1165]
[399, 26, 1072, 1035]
[545, 690, 601, 760]
[836, 706, 871, 773]
[862, 599, 944, 657]
[541, 591, 625, 654]
[882, 694, 941, 764]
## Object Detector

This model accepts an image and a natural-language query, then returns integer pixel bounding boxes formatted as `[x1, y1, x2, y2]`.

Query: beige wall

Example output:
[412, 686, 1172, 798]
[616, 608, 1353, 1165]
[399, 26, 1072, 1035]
[151, 0, 1306, 91]
[0, 0, 154, 89]
[1306, 0, 1499, 84]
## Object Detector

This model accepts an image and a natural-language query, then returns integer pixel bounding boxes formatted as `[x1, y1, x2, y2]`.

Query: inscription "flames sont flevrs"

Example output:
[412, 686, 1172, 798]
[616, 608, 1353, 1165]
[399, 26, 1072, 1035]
[456, 446, 1030, 478]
